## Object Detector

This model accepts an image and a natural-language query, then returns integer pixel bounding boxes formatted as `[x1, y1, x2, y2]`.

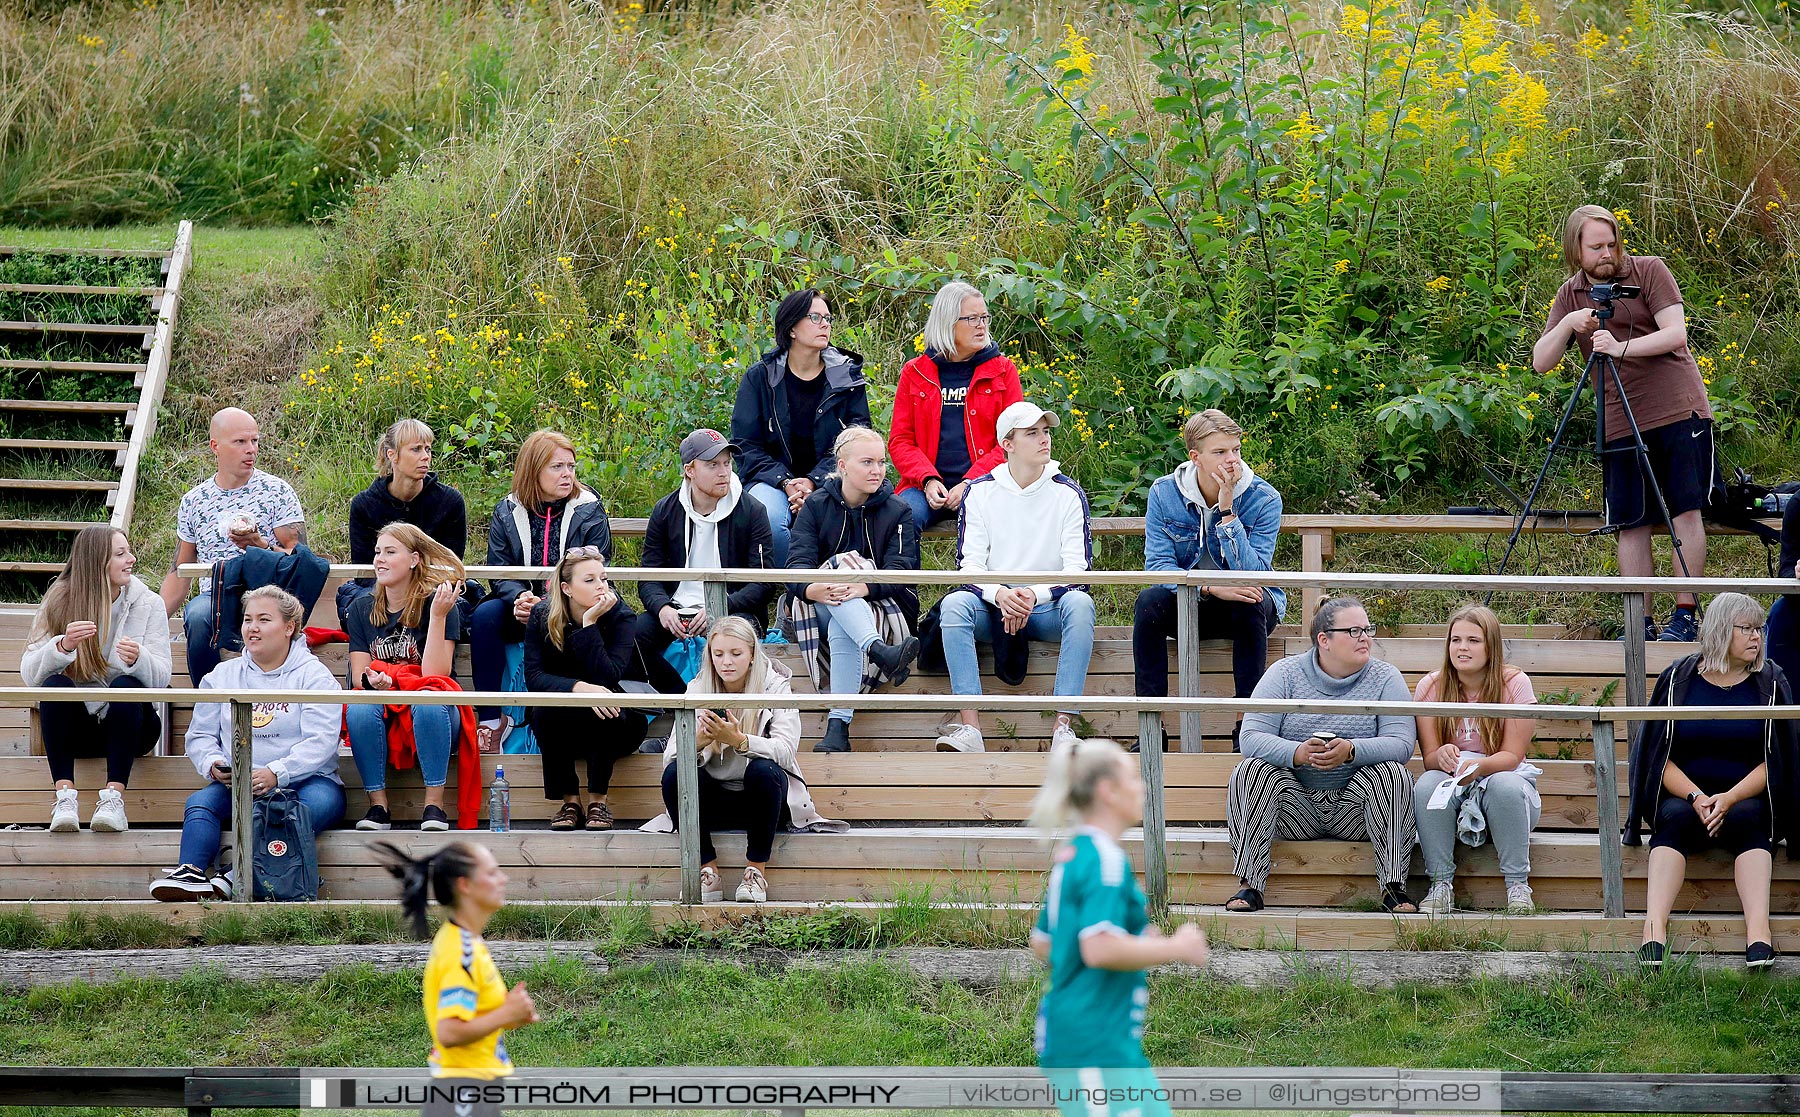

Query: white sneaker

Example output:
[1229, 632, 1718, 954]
[89, 788, 128, 833]
[1051, 721, 1081, 752]
[49, 788, 79, 833]
[934, 723, 986, 753]
[1418, 880, 1455, 915]
[735, 864, 768, 904]
[1505, 882, 1535, 915]
[698, 865, 723, 904]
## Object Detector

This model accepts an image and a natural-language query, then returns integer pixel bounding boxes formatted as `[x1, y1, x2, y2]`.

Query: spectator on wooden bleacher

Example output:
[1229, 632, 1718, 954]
[24, 526, 172, 834]
[338, 418, 468, 629]
[934, 402, 1095, 756]
[1763, 495, 1800, 691]
[1133, 408, 1284, 750]
[470, 429, 612, 753]
[643, 616, 847, 904]
[346, 524, 468, 833]
[524, 548, 650, 832]
[1627, 593, 1799, 969]
[1225, 596, 1419, 913]
[159, 407, 306, 686]
[784, 426, 922, 754]
[1532, 204, 1718, 644]
[730, 288, 871, 566]
[1411, 603, 1541, 916]
[636, 428, 776, 693]
[888, 281, 1023, 536]
[150, 586, 343, 901]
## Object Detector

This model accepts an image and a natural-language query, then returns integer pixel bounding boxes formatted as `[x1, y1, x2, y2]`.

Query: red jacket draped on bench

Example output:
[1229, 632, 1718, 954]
[369, 660, 482, 830]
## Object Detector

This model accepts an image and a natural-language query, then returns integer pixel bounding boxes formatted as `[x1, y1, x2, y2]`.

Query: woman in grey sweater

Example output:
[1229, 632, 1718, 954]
[22, 526, 172, 834]
[1225, 596, 1419, 913]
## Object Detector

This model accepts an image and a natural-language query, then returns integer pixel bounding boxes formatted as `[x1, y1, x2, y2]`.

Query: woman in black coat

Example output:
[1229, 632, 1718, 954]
[784, 426, 921, 754]
[730, 288, 871, 566]
[523, 548, 647, 832]
[1626, 593, 1800, 969]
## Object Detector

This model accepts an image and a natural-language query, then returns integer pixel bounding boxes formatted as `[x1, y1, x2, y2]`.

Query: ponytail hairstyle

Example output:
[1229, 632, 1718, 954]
[376, 418, 434, 479]
[1028, 736, 1131, 831]
[368, 522, 465, 630]
[825, 425, 886, 482]
[373, 839, 483, 939]
[30, 525, 125, 684]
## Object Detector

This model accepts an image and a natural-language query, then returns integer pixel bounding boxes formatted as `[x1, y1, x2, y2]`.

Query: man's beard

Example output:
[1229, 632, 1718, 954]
[1588, 255, 1621, 278]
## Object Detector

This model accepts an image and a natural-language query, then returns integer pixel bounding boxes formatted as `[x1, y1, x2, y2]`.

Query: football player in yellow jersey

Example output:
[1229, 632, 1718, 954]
[377, 840, 539, 1117]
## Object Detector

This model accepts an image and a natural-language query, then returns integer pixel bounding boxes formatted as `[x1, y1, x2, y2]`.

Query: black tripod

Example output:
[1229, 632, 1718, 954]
[1489, 298, 1691, 594]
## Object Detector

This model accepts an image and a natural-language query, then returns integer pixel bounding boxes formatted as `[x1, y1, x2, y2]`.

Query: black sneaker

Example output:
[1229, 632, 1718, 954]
[1638, 940, 1666, 968]
[150, 864, 216, 902]
[420, 805, 450, 832]
[812, 719, 852, 753]
[355, 805, 392, 832]
[866, 636, 921, 684]
[1658, 608, 1699, 643]
[1623, 616, 1658, 643]
[1746, 941, 1776, 969]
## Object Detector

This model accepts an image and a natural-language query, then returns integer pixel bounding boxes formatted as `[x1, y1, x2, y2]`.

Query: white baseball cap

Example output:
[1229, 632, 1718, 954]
[995, 401, 1061, 443]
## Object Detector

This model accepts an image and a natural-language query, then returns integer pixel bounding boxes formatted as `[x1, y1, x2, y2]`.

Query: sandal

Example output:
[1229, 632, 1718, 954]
[1224, 886, 1264, 913]
[1380, 883, 1418, 914]
[549, 802, 582, 831]
[476, 714, 515, 755]
[585, 801, 615, 831]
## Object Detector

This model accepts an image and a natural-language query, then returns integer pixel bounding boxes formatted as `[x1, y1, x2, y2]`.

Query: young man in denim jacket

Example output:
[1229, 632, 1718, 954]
[1133, 409, 1285, 748]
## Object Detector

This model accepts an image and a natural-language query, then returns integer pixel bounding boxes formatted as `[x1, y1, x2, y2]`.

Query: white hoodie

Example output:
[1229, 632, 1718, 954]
[21, 575, 173, 715]
[956, 458, 1092, 605]
[673, 473, 743, 610]
[185, 638, 345, 787]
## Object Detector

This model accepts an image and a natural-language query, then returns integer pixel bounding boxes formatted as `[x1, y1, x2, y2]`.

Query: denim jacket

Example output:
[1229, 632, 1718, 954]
[1143, 462, 1285, 620]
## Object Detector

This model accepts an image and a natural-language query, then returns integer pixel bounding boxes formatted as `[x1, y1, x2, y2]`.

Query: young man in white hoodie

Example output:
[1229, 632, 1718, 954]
[635, 429, 778, 693]
[934, 402, 1095, 754]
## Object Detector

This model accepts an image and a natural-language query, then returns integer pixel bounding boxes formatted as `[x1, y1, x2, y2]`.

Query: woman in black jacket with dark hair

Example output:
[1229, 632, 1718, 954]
[730, 289, 871, 567]
[1626, 592, 1800, 969]
[785, 426, 921, 754]
[523, 548, 648, 833]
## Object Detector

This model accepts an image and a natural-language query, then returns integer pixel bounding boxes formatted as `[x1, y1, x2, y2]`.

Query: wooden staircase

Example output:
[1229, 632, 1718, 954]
[0, 224, 192, 600]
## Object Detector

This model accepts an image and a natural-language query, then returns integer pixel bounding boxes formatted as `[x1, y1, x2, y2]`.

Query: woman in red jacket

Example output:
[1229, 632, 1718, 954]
[887, 281, 1023, 534]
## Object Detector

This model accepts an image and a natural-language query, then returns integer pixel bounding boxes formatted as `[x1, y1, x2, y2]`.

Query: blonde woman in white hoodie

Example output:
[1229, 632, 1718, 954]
[23, 526, 172, 833]
[642, 615, 846, 903]
[151, 586, 345, 900]
[934, 403, 1096, 755]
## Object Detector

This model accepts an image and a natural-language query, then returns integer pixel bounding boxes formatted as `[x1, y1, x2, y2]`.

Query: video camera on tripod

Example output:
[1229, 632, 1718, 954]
[1587, 282, 1641, 310]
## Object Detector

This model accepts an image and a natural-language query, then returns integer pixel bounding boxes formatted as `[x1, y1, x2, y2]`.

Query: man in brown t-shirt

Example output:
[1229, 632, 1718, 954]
[1532, 204, 1716, 642]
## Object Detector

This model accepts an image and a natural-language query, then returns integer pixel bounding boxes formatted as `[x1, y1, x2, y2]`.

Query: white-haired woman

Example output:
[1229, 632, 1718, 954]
[1626, 593, 1800, 969]
[339, 417, 469, 628]
[888, 281, 1023, 535]
[642, 616, 845, 903]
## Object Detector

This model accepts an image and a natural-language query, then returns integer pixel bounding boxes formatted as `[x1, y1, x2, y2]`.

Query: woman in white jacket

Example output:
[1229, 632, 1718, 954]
[151, 586, 346, 901]
[22, 526, 172, 833]
[643, 615, 844, 903]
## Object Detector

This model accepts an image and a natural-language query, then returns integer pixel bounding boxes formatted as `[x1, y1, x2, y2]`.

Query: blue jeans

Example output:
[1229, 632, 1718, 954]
[940, 589, 1095, 713]
[177, 774, 345, 870]
[184, 592, 235, 686]
[897, 486, 958, 536]
[816, 598, 882, 724]
[346, 700, 457, 792]
[747, 482, 793, 567]
[469, 596, 520, 722]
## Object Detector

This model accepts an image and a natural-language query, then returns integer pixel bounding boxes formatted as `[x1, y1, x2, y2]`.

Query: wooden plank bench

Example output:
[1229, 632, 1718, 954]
[4, 826, 1793, 914]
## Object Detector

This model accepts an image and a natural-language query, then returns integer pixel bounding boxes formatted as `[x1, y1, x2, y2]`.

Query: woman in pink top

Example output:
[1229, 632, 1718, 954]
[1411, 604, 1540, 915]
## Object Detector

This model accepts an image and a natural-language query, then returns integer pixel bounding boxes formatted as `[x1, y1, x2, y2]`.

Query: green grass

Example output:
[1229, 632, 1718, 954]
[2, 959, 1798, 1080]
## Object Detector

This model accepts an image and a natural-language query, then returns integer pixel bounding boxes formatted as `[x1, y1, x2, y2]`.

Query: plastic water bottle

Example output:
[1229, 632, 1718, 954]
[489, 766, 511, 833]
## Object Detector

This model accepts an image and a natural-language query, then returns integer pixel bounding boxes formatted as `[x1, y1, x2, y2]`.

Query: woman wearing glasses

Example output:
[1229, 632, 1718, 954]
[888, 281, 1023, 535]
[730, 289, 871, 566]
[1626, 593, 1800, 969]
[523, 548, 649, 831]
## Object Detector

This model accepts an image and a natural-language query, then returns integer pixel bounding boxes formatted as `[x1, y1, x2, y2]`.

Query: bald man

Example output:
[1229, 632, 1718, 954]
[160, 407, 306, 683]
